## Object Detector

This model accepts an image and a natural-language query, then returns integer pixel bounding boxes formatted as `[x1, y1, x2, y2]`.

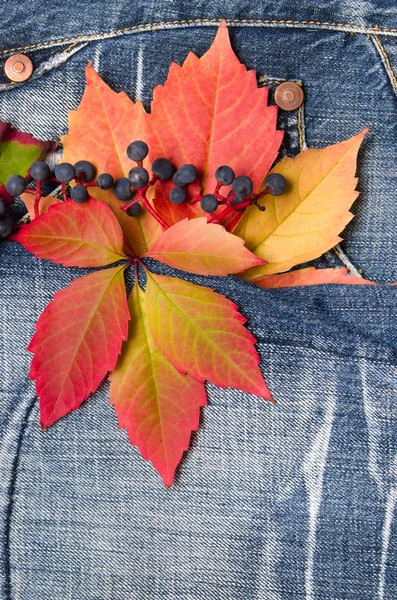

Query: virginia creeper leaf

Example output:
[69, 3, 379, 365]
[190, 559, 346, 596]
[143, 217, 265, 275]
[61, 64, 160, 254]
[148, 20, 283, 225]
[20, 192, 61, 219]
[235, 129, 368, 276]
[0, 122, 53, 203]
[145, 271, 273, 401]
[109, 282, 207, 487]
[12, 198, 128, 267]
[246, 267, 376, 288]
[29, 266, 129, 428]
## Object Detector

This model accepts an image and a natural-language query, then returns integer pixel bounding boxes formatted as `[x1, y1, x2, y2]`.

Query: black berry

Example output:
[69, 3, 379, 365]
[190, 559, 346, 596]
[98, 173, 114, 190]
[126, 203, 141, 217]
[6, 175, 26, 196]
[265, 173, 287, 196]
[232, 175, 253, 198]
[0, 199, 7, 217]
[0, 215, 13, 239]
[173, 172, 185, 187]
[30, 160, 51, 181]
[176, 164, 197, 185]
[215, 165, 235, 186]
[128, 166, 149, 189]
[74, 160, 96, 182]
[55, 162, 76, 183]
[113, 177, 132, 201]
[170, 187, 186, 204]
[127, 140, 149, 162]
[200, 194, 219, 213]
[151, 158, 175, 181]
[71, 185, 89, 203]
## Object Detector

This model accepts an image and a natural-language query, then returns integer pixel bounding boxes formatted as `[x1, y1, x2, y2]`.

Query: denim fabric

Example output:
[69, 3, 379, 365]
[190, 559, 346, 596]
[0, 2, 397, 599]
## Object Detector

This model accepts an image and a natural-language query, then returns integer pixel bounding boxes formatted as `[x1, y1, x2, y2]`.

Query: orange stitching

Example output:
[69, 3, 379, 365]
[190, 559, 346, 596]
[297, 104, 305, 151]
[372, 35, 397, 91]
[1, 17, 397, 56]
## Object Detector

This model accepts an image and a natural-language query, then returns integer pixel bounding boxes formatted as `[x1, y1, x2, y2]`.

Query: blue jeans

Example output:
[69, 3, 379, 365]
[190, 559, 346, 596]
[1, 2, 397, 599]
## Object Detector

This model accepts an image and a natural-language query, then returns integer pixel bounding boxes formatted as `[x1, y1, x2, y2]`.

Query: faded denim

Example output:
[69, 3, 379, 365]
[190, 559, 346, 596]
[0, 1, 397, 599]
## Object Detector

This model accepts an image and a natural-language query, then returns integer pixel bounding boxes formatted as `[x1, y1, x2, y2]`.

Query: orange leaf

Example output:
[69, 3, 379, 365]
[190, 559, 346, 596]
[247, 267, 376, 288]
[148, 20, 283, 225]
[29, 266, 129, 428]
[143, 217, 265, 275]
[20, 193, 61, 219]
[145, 271, 273, 401]
[110, 283, 207, 487]
[235, 129, 368, 276]
[13, 198, 128, 268]
[61, 63, 160, 255]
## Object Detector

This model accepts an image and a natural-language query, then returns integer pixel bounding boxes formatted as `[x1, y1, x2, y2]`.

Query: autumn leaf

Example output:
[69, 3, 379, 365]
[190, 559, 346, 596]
[147, 19, 283, 225]
[29, 266, 129, 428]
[12, 198, 128, 267]
[110, 282, 207, 487]
[143, 217, 265, 276]
[145, 271, 273, 401]
[61, 64, 160, 255]
[20, 192, 61, 219]
[235, 129, 368, 276]
[247, 266, 376, 288]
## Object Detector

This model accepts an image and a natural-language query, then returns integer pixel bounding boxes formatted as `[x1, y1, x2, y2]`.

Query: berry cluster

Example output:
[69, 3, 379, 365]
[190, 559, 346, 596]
[3, 141, 287, 239]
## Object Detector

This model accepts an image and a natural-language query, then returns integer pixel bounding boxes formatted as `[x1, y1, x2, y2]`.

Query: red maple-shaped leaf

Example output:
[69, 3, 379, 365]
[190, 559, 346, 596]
[12, 198, 128, 267]
[30, 266, 129, 428]
[145, 271, 273, 401]
[147, 20, 283, 225]
[110, 282, 207, 487]
[143, 217, 265, 275]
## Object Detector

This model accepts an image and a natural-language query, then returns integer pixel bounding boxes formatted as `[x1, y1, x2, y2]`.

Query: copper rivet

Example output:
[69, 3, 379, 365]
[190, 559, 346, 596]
[274, 82, 304, 111]
[4, 54, 33, 82]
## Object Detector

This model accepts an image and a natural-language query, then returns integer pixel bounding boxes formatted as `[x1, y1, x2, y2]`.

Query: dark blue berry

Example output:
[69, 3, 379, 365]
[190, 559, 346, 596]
[55, 162, 75, 183]
[173, 172, 185, 187]
[126, 203, 141, 217]
[128, 166, 149, 189]
[215, 165, 235, 186]
[200, 194, 219, 213]
[176, 164, 197, 185]
[0, 214, 13, 239]
[113, 177, 132, 201]
[151, 158, 175, 181]
[74, 160, 96, 182]
[0, 199, 7, 217]
[29, 161, 51, 181]
[6, 175, 26, 196]
[265, 173, 287, 196]
[127, 140, 149, 162]
[71, 185, 89, 203]
[170, 187, 186, 204]
[98, 173, 114, 190]
[232, 175, 253, 198]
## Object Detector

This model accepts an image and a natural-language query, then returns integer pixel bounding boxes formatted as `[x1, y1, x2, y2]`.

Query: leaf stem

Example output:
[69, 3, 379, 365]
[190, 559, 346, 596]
[33, 181, 42, 218]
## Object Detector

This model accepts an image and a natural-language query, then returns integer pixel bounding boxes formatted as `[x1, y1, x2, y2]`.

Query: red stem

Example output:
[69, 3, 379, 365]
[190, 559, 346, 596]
[33, 181, 42, 218]
[61, 182, 68, 202]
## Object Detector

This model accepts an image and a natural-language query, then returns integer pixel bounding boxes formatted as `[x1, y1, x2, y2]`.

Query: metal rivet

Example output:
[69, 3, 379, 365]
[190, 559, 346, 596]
[274, 82, 304, 111]
[4, 54, 33, 82]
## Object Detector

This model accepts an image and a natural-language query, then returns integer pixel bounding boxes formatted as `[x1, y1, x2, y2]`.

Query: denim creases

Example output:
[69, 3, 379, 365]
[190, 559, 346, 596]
[1, 2, 397, 599]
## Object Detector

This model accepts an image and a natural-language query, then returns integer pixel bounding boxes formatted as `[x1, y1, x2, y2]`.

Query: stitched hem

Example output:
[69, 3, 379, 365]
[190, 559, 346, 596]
[3, 396, 37, 600]
[371, 35, 397, 99]
[1, 17, 397, 57]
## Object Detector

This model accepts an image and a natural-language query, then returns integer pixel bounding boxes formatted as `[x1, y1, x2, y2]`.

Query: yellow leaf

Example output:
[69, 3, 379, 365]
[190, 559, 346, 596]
[235, 128, 368, 277]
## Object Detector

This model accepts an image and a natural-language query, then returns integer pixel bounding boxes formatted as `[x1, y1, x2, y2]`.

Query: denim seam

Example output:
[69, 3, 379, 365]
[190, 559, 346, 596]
[1, 18, 397, 57]
[370, 35, 397, 99]
[3, 395, 38, 600]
